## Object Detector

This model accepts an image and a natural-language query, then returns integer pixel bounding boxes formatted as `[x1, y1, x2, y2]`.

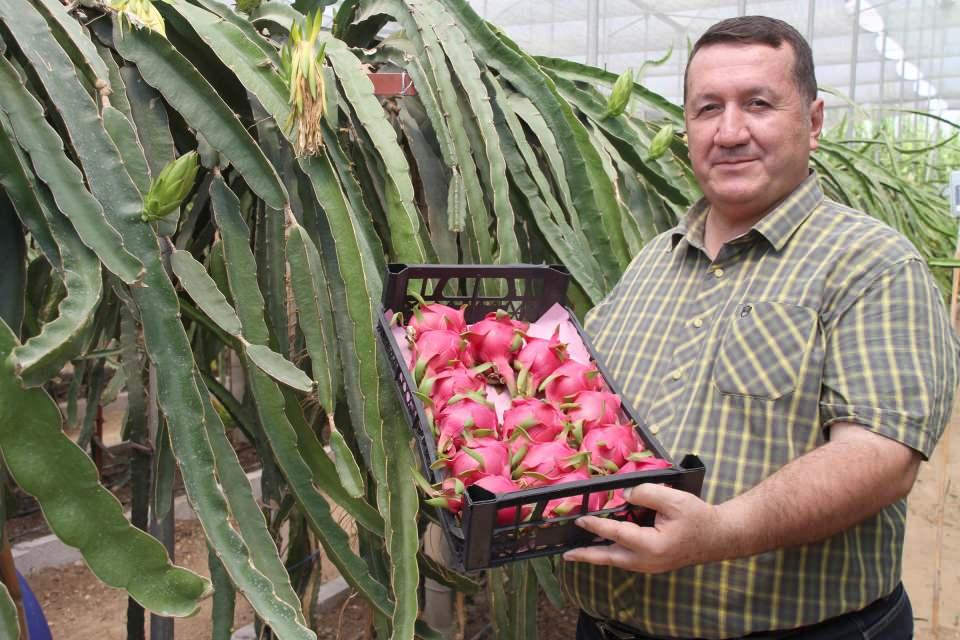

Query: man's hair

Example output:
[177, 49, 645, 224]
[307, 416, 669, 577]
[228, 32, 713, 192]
[683, 16, 818, 104]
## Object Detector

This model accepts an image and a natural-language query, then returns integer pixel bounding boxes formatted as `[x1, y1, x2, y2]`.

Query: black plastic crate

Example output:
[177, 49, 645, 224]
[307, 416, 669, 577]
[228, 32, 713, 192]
[376, 263, 706, 571]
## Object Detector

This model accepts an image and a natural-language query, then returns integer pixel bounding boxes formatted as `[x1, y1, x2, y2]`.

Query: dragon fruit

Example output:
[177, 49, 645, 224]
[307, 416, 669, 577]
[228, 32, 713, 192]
[563, 390, 622, 440]
[419, 364, 486, 412]
[424, 477, 466, 515]
[435, 393, 499, 454]
[540, 473, 607, 518]
[408, 299, 467, 336]
[446, 439, 511, 484]
[512, 440, 587, 487]
[393, 301, 677, 529]
[471, 475, 532, 525]
[410, 329, 469, 383]
[513, 330, 567, 397]
[580, 423, 641, 472]
[540, 360, 604, 405]
[464, 311, 527, 394]
[501, 398, 566, 451]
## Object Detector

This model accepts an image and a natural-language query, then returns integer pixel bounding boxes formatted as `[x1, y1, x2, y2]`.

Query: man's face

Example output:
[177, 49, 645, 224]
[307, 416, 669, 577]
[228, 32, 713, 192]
[684, 42, 824, 223]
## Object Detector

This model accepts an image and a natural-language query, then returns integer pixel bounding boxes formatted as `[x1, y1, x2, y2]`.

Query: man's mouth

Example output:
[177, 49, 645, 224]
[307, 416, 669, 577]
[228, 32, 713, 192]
[713, 157, 756, 166]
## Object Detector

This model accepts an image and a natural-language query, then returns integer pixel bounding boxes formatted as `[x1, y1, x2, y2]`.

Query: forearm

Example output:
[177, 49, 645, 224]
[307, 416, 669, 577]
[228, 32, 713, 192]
[711, 422, 921, 561]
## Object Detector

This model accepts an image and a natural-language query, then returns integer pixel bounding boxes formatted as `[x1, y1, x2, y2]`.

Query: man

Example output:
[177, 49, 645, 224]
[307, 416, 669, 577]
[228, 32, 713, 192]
[561, 15, 959, 640]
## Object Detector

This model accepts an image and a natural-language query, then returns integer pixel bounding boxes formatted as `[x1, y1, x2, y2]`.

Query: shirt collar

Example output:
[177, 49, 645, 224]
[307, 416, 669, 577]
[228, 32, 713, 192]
[670, 171, 824, 253]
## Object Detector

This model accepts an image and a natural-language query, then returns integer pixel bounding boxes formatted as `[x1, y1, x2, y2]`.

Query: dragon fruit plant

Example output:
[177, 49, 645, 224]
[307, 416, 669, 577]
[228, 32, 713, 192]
[396, 301, 672, 524]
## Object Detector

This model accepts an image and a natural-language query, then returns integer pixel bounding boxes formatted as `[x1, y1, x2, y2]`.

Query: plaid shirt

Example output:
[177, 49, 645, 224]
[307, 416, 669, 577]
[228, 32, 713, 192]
[560, 172, 959, 638]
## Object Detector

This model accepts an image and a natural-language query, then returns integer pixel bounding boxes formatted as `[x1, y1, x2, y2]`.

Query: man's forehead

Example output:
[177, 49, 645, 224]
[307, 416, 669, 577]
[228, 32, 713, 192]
[686, 42, 795, 92]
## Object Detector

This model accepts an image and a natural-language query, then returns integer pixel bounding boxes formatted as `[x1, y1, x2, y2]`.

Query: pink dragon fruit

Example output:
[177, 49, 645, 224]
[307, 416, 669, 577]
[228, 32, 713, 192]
[501, 398, 567, 451]
[419, 364, 486, 412]
[408, 300, 467, 336]
[424, 477, 466, 515]
[580, 423, 641, 473]
[540, 360, 604, 405]
[540, 472, 607, 518]
[410, 329, 469, 383]
[513, 330, 567, 397]
[563, 390, 622, 441]
[446, 439, 511, 484]
[435, 393, 499, 454]
[463, 311, 527, 394]
[471, 475, 532, 525]
[512, 440, 588, 487]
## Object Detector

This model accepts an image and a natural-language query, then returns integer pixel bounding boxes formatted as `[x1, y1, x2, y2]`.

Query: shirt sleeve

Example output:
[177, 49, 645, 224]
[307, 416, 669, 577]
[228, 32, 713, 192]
[820, 258, 959, 458]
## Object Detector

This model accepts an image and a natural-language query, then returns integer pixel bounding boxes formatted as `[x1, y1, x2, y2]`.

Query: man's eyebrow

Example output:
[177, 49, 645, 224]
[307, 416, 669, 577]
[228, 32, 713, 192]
[689, 86, 778, 102]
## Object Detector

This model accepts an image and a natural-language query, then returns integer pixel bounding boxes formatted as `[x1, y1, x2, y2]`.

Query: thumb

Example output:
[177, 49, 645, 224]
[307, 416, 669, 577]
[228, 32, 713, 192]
[623, 483, 683, 514]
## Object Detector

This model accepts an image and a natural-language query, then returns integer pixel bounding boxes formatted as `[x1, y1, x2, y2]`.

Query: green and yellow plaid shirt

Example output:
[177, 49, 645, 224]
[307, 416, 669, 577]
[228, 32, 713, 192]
[560, 172, 959, 638]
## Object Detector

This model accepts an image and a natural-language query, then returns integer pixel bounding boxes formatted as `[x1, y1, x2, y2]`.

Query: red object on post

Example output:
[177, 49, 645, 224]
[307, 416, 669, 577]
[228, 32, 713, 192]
[367, 72, 417, 96]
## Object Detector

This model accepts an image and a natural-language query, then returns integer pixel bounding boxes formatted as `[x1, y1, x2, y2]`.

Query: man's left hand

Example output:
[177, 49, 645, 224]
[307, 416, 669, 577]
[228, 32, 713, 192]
[562, 483, 732, 573]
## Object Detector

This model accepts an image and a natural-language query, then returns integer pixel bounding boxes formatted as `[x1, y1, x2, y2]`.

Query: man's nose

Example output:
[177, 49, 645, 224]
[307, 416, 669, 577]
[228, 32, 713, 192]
[714, 107, 749, 147]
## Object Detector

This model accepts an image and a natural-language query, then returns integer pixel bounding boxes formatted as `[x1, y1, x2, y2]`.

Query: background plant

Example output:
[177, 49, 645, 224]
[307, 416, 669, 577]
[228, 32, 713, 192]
[0, 0, 955, 639]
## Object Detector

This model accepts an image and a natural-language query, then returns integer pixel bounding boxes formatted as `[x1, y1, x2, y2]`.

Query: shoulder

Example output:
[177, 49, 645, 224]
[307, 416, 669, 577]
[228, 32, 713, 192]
[806, 199, 922, 266]
[802, 199, 927, 309]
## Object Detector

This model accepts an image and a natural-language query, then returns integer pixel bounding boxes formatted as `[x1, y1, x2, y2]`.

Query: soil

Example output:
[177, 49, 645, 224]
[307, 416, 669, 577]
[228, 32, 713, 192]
[10, 393, 960, 639]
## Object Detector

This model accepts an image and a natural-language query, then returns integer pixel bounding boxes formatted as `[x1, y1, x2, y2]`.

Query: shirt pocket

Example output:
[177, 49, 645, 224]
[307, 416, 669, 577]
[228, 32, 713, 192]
[713, 301, 819, 400]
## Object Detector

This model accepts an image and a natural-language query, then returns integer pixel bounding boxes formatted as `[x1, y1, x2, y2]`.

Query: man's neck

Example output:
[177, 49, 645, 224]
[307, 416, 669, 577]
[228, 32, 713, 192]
[703, 208, 763, 260]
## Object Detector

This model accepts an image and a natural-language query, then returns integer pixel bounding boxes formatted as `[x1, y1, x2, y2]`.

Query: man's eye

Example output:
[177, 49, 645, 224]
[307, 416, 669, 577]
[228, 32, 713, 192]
[748, 99, 770, 108]
[699, 104, 720, 114]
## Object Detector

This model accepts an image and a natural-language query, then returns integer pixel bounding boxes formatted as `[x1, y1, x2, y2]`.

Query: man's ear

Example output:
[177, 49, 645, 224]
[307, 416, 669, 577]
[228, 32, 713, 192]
[809, 98, 825, 151]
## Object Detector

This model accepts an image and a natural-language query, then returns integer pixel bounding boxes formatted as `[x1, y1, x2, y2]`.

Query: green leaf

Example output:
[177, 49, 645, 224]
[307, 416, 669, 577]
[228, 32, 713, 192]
[0, 582, 20, 640]
[530, 557, 565, 609]
[0, 55, 142, 284]
[286, 224, 339, 414]
[0, 319, 211, 616]
[211, 174, 395, 617]
[102, 105, 152, 196]
[170, 249, 242, 337]
[0, 116, 103, 387]
[329, 427, 365, 498]
[113, 16, 288, 209]
[245, 343, 314, 393]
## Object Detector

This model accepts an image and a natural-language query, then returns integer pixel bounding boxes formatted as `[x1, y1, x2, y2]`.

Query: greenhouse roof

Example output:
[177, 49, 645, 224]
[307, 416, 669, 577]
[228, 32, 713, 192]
[467, 0, 960, 125]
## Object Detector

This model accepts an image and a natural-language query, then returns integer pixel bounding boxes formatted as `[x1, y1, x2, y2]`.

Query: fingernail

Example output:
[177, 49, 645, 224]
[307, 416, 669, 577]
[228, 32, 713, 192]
[574, 517, 586, 527]
[623, 487, 632, 500]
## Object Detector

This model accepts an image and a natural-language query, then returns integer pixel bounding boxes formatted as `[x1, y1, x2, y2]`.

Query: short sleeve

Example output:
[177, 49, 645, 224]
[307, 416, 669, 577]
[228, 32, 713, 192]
[820, 259, 959, 458]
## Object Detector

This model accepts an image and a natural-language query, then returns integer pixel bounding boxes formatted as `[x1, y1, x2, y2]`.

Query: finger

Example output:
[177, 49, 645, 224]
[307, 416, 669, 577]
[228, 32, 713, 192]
[624, 483, 685, 514]
[573, 515, 649, 549]
[563, 543, 642, 570]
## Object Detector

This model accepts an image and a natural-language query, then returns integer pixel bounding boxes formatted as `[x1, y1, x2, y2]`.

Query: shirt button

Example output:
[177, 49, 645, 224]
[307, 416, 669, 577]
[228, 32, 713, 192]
[671, 369, 683, 380]
[692, 318, 704, 328]
[713, 267, 724, 278]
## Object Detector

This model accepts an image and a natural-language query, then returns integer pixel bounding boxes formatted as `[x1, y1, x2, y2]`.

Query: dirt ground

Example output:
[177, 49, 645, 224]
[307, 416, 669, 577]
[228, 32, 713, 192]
[14, 398, 960, 639]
